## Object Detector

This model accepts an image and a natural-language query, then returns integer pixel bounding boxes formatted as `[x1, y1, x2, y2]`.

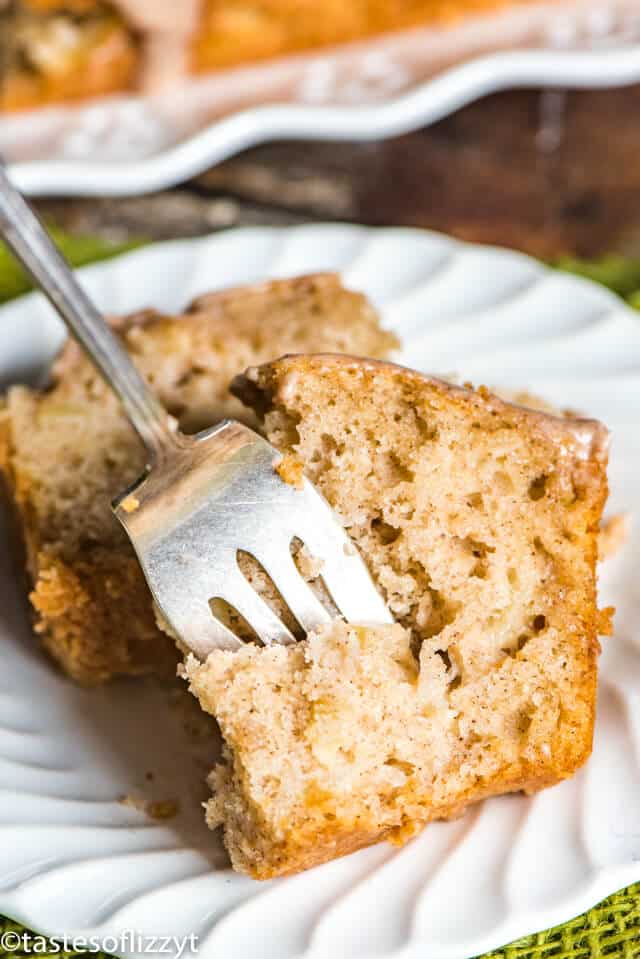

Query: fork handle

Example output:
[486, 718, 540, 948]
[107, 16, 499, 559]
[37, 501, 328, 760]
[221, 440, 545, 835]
[0, 162, 179, 465]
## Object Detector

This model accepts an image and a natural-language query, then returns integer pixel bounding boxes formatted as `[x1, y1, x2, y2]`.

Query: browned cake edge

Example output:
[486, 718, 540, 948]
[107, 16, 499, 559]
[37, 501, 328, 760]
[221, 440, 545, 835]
[0, 394, 176, 684]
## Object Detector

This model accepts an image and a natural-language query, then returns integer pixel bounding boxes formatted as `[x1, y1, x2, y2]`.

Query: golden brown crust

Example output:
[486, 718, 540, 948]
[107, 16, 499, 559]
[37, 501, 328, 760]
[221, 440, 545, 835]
[30, 548, 177, 684]
[246, 765, 576, 879]
[235, 352, 609, 466]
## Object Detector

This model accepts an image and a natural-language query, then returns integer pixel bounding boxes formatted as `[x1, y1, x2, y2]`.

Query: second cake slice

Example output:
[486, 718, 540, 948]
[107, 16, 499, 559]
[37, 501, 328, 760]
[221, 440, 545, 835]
[185, 354, 610, 878]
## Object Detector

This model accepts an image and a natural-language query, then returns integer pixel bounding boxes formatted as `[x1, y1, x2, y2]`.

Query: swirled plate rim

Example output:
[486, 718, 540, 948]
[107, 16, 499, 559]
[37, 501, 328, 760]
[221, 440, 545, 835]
[0, 225, 638, 959]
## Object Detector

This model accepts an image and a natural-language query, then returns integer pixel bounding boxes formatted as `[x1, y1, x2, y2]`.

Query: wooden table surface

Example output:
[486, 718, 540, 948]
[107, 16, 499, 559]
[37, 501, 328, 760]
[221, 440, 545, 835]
[36, 84, 640, 260]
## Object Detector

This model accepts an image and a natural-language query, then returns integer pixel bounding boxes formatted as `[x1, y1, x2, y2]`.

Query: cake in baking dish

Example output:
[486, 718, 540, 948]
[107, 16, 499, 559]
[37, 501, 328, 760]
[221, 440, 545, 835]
[0, 275, 397, 683]
[1, 0, 544, 111]
[191, 0, 531, 72]
[182, 353, 611, 878]
[0, 1, 138, 112]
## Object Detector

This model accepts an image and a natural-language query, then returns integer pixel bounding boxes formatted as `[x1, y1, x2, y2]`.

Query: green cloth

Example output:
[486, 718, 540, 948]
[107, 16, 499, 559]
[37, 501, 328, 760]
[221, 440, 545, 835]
[0, 234, 639, 309]
[481, 883, 640, 959]
[0, 233, 638, 959]
[0, 230, 140, 303]
[553, 255, 640, 311]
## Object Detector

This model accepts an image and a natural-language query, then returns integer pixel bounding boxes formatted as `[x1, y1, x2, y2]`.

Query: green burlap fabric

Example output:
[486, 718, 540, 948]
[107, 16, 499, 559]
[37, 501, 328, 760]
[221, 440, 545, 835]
[0, 233, 638, 959]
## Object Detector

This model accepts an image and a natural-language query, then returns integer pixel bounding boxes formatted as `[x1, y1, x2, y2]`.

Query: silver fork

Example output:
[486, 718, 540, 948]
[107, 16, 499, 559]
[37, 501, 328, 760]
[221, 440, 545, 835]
[0, 165, 392, 659]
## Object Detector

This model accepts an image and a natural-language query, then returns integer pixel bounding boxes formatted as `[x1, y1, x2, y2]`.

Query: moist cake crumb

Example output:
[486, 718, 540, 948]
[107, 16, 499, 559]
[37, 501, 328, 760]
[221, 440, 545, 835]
[275, 453, 305, 489]
[184, 353, 610, 879]
[120, 494, 140, 514]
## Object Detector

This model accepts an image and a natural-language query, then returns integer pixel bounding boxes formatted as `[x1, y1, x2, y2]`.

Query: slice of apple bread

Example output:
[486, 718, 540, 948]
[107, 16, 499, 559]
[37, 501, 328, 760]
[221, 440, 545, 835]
[184, 353, 610, 878]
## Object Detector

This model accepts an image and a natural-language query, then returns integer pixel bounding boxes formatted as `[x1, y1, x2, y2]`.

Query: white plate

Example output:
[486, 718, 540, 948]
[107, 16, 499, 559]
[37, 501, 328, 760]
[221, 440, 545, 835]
[0, 225, 639, 959]
[4, 0, 640, 197]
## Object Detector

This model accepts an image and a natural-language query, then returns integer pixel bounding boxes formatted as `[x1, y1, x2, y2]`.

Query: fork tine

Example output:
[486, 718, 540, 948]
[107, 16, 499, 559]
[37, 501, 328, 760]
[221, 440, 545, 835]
[166, 597, 245, 660]
[293, 492, 393, 625]
[114, 420, 391, 656]
[309, 546, 391, 624]
[257, 547, 333, 634]
[219, 570, 297, 646]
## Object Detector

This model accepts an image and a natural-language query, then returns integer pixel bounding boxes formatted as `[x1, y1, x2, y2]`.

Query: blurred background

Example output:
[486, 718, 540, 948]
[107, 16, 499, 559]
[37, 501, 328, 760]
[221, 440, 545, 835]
[2, 0, 640, 284]
[31, 85, 640, 261]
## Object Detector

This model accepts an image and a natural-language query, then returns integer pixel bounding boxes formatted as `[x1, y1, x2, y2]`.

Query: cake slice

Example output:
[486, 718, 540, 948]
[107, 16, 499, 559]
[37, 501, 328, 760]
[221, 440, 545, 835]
[184, 354, 611, 879]
[0, 276, 397, 684]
